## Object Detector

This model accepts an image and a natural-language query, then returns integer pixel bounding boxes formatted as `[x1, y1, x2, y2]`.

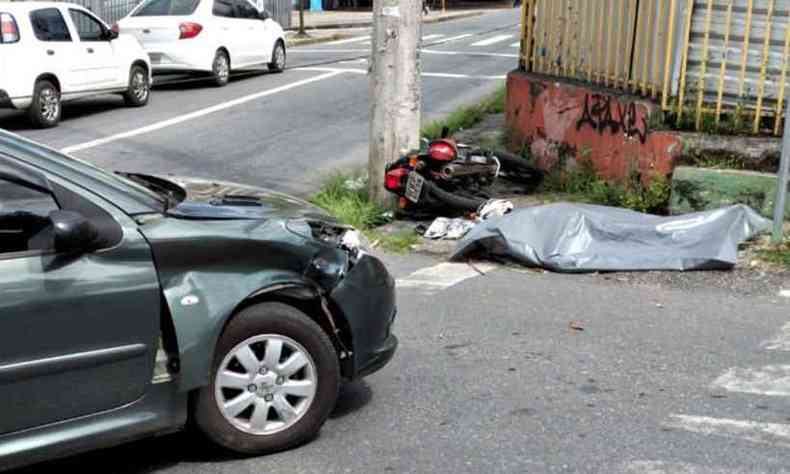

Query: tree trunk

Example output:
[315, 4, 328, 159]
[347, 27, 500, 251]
[368, 0, 422, 209]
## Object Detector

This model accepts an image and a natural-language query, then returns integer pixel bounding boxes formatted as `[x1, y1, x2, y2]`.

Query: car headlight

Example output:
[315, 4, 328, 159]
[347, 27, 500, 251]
[287, 219, 370, 255]
[340, 229, 371, 255]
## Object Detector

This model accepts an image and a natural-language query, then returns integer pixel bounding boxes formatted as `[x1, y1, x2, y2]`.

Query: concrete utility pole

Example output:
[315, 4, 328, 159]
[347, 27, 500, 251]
[773, 98, 790, 243]
[298, 0, 307, 36]
[368, 0, 422, 208]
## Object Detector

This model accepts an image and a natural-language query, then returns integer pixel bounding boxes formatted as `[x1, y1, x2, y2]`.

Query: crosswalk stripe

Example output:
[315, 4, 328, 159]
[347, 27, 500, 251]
[396, 262, 497, 295]
[470, 34, 514, 47]
[712, 365, 790, 397]
[432, 33, 473, 44]
[422, 34, 443, 41]
[664, 415, 790, 449]
[325, 35, 370, 45]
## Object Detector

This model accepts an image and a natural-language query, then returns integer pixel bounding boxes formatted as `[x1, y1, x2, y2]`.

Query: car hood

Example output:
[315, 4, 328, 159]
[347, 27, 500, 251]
[162, 176, 332, 221]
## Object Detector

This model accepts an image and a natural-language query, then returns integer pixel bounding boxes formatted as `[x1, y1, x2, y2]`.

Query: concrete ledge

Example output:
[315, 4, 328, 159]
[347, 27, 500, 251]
[287, 10, 483, 31]
[670, 166, 790, 219]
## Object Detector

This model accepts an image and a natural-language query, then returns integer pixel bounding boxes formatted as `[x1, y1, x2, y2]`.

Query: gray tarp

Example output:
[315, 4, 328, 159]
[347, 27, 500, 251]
[450, 203, 771, 272]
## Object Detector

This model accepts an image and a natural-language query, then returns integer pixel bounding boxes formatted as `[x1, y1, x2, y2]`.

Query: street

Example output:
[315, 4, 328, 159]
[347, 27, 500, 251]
[0, 10, 520, 196]
[5, 8, 790, 474]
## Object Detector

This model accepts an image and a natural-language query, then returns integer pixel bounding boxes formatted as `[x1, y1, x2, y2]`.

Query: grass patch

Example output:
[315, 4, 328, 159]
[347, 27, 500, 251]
[541, 159, 672, 214]
[310, 173, 419, 254]
[421, 84, 506, 140]
[757, 240, 790, 267]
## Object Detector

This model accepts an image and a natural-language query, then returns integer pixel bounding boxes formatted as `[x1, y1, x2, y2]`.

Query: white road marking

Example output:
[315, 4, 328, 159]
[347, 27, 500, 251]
[470, 34, 514, 47]
[396, 262, 497, 295]
[324, 35, 370, 45]
[431, 33, 473, 44]
[289, 48, 520, 58]
[510, 42, 520, 48]
[762, 323, 790, 351]
[664, 414, 790, 448]
[421, 34, 444, 41]
[61, 71, 342, 154]
[295, 66, 505, 80]
[620, 460, 769, 473]
[711, 365, 790, 396]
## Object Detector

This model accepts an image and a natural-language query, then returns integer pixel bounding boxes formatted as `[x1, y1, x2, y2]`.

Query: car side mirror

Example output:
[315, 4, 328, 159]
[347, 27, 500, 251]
[50, 210, 100, 254]
[106, 29, 119, 40]
[259, 10, 270, 20]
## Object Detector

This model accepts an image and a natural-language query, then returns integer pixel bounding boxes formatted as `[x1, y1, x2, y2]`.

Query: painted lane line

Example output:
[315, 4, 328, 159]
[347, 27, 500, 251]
[430, 33, 473, 44]
[396, 262, 497, 295]
[324, 35, 370, 45]
[711, 365, 790, 396]
[470, 34, 514, 47]
[421, 34, 444, 41]
[289, 48, 520, 59]
[762, 322, 790, 351]
[621, 460, 767, 473]
[664, 414, 790, 448]
[295, 67, 506, 80]
[61, 71, 343, 154]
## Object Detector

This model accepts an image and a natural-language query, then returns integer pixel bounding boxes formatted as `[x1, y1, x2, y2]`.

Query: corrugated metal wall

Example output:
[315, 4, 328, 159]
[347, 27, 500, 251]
[682, 0, 790, 133]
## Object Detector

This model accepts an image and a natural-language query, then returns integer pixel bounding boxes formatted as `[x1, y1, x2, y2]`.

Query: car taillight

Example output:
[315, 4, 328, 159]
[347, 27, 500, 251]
[111, 23, 119, 34]
[428, 140, 457, 162]
[179, 22, 203, 40]
[0, 13, 19, 44]
[385, 168, 409, 192]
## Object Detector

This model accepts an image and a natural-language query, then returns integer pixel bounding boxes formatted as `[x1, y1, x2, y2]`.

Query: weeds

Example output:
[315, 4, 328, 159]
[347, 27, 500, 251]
[311, 173, 421, 254]
[757, 240, 790, 268]
[421, 84, 506, 140]
[541, 159, 671, 214]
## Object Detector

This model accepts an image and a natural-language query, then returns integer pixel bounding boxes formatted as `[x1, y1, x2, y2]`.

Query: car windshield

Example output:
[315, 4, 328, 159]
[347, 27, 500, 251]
[132, 0, 201, 16]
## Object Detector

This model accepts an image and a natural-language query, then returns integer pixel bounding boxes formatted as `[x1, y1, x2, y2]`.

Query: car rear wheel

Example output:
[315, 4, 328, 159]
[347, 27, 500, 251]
[268, 41, 286, 73]
[28, 80, 61, 128]
[212, 50, 230, 87]
[194, 302, 340, 454]
[123, 65, 150, 107]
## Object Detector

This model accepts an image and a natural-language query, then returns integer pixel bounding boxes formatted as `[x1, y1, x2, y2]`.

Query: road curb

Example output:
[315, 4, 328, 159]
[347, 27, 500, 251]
[286, 33, 352, 47]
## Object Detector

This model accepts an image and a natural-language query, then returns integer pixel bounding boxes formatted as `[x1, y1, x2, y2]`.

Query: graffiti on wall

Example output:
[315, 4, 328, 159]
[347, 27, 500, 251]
[576, 94, 649, 144]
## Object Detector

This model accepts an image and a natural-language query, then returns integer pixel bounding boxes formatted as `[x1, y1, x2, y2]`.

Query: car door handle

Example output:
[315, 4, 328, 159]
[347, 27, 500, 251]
[87, 48, 94, 53]
[46, 49, 55, 56]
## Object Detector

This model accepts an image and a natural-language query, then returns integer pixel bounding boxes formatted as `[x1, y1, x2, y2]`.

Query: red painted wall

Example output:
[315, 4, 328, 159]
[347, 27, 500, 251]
[505, 70, 682, 183]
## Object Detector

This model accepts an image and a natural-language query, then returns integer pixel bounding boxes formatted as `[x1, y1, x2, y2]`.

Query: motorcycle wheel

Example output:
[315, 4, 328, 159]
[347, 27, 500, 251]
[424, 181, 487, 212]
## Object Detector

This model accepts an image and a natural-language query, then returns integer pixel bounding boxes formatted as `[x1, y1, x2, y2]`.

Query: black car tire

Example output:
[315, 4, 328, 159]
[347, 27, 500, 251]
[194, 302, 340, 455]
[123, 65, 150, 107]
[424, 180, 486, 211]
[28, 80, 61, 129]
[268, 41, 286, 73]
[212, 50, 230, 87]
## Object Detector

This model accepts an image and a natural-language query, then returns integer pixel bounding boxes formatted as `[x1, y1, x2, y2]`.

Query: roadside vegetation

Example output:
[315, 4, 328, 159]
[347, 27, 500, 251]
[310, 173, 420, 254]
[421, 85, 506, 140]
[757, 239, 790, 268]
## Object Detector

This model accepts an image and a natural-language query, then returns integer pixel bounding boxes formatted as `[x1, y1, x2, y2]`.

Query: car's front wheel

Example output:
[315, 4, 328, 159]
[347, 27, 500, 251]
[194, 303, 340, 454]
[268, 41, 286, 73]
[28, 80, 61, 128]
[123, 65, 150, 107]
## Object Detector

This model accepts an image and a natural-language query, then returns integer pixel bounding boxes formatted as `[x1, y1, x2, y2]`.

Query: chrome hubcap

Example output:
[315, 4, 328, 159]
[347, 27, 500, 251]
[215, 334, 317, 435]
[131, 71, 148, 101]
[40, 88, 59, 122]
[214, 54, 229, 80]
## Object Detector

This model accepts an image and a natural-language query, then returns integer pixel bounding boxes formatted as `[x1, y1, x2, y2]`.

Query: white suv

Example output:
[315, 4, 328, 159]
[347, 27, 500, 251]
[0, 2, 152, 128]
[116, 0, 286, 87]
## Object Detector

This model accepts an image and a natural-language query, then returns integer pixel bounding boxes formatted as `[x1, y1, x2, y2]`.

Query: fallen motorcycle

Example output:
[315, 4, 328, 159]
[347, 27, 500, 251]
[384, 129, 542, 217]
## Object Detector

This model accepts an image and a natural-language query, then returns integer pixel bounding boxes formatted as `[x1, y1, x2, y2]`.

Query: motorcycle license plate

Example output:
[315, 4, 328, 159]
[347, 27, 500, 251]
[405, 172, 425, 203]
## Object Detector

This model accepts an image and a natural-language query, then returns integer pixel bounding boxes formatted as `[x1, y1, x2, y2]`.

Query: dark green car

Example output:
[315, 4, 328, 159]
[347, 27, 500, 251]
[0, 130, 398, 470]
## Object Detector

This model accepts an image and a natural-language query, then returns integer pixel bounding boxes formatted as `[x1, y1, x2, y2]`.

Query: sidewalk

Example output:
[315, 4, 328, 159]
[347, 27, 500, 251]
[288, 8, 486, 30]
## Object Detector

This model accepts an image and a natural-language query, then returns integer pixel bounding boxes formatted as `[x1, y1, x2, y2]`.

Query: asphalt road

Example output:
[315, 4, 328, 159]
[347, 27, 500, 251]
[6, 9, 790, 474]
[0, 9, 520, 197]
[15, 254, 790, 473]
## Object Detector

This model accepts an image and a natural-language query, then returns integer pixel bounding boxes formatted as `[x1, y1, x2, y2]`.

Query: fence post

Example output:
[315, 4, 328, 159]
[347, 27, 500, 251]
[773, 98, 790, 244]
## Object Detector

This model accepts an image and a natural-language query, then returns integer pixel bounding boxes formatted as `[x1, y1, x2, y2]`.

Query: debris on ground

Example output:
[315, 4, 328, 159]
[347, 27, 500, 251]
[423, 217, 475, 240]
[569, 321, 585, 331]
[450, 203, 770, 273]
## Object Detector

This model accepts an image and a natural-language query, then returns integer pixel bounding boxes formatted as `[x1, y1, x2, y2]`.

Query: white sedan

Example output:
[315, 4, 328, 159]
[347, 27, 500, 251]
[0, 1, 151, 128]
[115, 0, 287, 86]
